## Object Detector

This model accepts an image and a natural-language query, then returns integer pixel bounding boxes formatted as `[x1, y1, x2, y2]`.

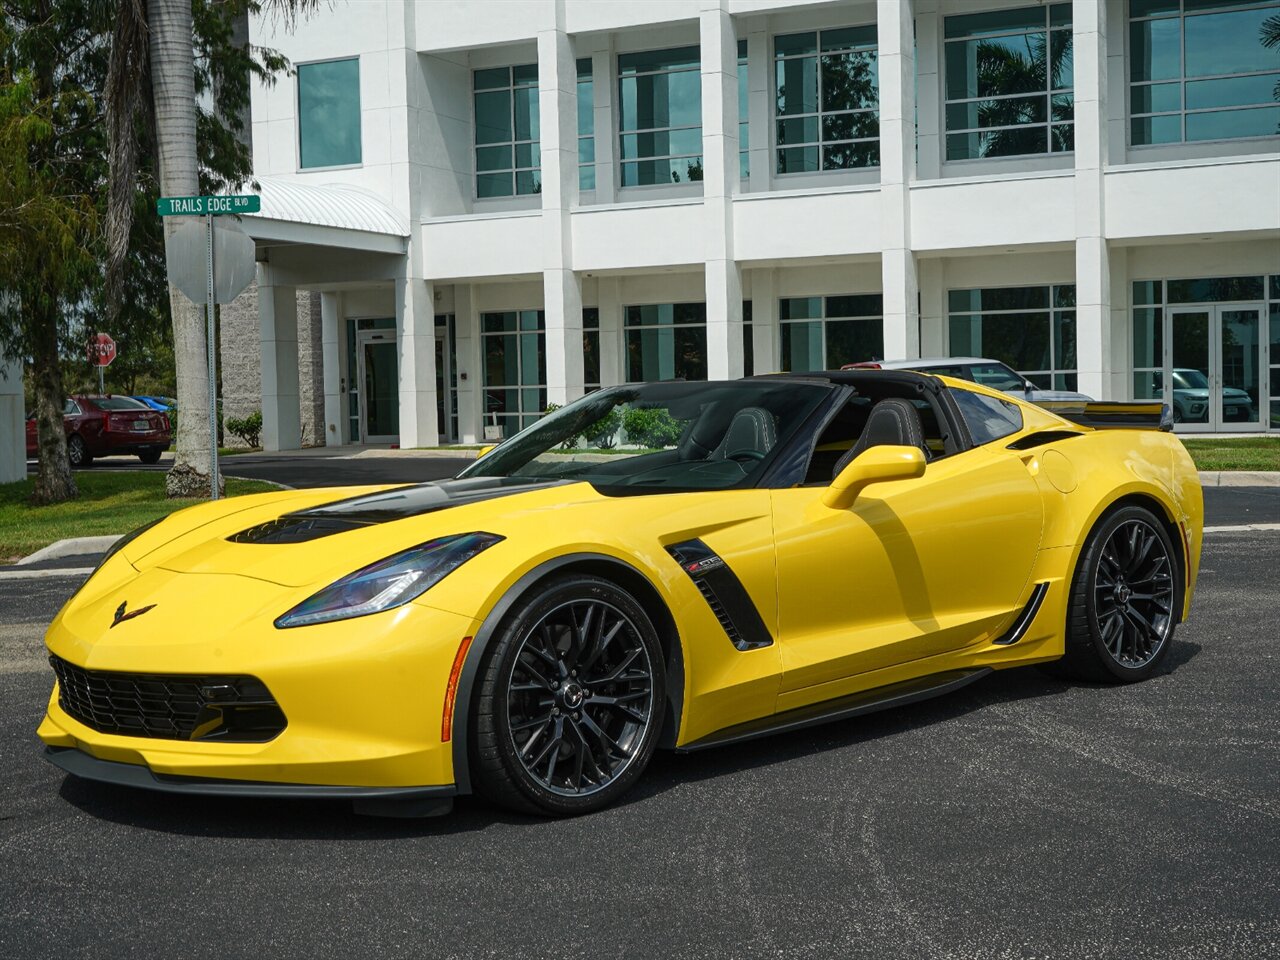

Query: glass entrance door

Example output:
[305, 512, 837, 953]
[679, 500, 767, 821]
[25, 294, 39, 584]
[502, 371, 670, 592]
[356, 331, 399, 443]
[1168, 305, 1263, 432]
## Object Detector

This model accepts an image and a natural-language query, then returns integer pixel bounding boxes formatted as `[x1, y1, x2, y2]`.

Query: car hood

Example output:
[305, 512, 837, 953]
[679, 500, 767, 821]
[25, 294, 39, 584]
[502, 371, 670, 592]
[119, 477, 596, 589]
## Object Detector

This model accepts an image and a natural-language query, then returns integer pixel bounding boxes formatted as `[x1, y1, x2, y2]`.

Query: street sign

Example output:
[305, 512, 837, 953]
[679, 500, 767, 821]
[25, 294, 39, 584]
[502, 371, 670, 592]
[164, 218, 256, 305]
[156, 194, 260, 216]
[156, 192, 262, 501]
[87, 333, 116, 367]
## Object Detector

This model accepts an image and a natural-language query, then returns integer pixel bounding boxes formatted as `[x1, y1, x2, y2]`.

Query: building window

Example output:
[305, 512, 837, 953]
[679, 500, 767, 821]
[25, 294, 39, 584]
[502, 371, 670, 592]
[583, 307, 601, 391]
[1271, 275, 1280, 429]
[298, 58, 362, 169]
[624, 303, 707, 381]
[482, 310, 546, 437]
[1130, 0, 1280, 145]
[578, 59, 595, 191]
[743, 300, 754, 374]
[774, 26, 879, 173]
[474, 65, 540, 198]
[943, 4, 1074, 160]
[738, 40, 750, 178]
[618, 46, 703, 186]
[948, 285, 1077, 389]
[779, 295, 884, 371]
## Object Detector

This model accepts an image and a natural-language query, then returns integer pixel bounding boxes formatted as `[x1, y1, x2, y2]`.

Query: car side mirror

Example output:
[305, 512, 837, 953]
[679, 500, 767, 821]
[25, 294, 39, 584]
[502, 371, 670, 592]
[822, 445, 927, 510]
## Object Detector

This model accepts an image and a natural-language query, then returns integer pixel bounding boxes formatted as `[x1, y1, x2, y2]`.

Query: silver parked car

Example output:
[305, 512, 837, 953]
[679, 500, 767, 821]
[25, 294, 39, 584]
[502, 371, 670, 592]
[842, 357, 1092, 402]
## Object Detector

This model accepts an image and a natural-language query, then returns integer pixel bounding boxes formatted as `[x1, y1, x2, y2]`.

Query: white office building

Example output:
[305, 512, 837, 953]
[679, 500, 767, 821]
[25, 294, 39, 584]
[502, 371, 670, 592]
[226, 0, 1280, 449]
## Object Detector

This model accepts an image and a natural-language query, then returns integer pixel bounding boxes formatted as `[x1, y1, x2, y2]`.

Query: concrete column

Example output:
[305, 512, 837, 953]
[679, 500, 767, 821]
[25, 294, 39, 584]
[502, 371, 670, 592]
[746, 26, 770, 194]
[879, 0, 919, 361]
[319, 292, 344, 446]
[751, 267, 778, 374]
[454, 284, 483, 444]
[918, 258, 946, 357]
[915, 0, 942, 180]
[590, 37, 616, 205]
[219, 278, 262, 447]
[540, 16, 584, 405]
[295, 291, 324, 446]
[597, 277, 624, 385]
[1074, 0, 1110, 399]
[257, 264, 301, 452]
[0, 353, 24, 483]
[1108, 245, 1130, 400]
[701, 1, 743, 380]
[396, 270, 439, 447]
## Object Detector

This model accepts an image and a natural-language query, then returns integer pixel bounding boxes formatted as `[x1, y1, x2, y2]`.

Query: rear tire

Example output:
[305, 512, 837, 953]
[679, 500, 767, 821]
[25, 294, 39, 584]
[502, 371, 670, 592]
[1054, 505, 1179, 683]
[470, 574, 666, 817]
[138, 448, 162, 465]
[67, 434, 91, 468]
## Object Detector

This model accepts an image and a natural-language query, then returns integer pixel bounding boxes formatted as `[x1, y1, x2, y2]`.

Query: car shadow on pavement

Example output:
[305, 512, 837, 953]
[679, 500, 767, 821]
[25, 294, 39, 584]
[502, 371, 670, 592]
[53, 639, 1201, 839]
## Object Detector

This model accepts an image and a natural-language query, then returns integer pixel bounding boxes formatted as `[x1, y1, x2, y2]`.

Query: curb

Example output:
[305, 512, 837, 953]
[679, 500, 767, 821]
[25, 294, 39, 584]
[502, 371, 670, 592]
[16, 535, 123, 566]
[1197, 471, 1280, 487]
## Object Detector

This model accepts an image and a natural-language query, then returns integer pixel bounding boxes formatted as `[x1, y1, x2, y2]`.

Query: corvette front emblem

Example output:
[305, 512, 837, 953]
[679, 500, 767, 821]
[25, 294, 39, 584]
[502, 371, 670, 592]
[111, 601, 156, 629]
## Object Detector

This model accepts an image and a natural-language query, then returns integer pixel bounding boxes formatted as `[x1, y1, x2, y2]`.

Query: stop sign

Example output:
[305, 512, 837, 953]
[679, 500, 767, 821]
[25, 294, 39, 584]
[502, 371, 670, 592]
[88, 333, 116, 367]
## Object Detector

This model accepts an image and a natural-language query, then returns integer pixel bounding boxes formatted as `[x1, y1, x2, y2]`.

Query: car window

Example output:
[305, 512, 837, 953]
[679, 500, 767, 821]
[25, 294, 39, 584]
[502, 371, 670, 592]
[95, 396, 150, 411]
[968, 363, 1025, 392]
[950, 388, 1022, 445]
[63, 399, 80, 416]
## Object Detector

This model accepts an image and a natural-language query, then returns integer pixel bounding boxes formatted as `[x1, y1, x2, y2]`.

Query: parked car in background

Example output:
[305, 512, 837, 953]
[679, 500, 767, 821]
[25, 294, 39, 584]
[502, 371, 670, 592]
[1156, 368, 1256, 424]
[843, 357, 1092, 403]
[133, 395, 176, 413]
[25, 395, 172, 466]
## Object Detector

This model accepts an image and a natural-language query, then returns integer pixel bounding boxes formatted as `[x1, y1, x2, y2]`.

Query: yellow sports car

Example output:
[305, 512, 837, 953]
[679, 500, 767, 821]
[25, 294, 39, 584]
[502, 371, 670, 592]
[38, 371, 1203, 817]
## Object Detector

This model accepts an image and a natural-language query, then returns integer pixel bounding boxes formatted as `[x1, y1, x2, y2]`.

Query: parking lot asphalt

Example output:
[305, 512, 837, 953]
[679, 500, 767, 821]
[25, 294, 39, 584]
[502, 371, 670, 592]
[1, 524, 1277, 959]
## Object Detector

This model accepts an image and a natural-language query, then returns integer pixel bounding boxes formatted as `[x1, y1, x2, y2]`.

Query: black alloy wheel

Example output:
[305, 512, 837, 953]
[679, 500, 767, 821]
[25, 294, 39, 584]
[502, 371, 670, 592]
[1055, 505, 1179, 683]
[471, 575, 665, 816]
[67, 434, 91, 468]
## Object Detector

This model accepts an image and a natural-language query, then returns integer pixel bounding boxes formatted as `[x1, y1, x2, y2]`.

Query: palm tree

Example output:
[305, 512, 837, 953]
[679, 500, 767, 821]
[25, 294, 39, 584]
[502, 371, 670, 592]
[106, 0, 310, 497]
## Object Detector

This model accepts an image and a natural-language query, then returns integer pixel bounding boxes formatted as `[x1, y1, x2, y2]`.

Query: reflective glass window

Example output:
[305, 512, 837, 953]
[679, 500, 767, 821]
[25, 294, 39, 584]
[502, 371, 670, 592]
[947, 284, 1077, 386]
[618, 47, 703, 186]
[298, 58, 362, 168]
[1129, 0, 1280, 145]
[779, 294, 884, 371]
[474, 65, 541, 198]
[578, 59, 595, 191]
[624, 303, 708, 381]
[482, 310, 546, 436]
[774, 26, 879, 174]
[943, 4, 1073, 160]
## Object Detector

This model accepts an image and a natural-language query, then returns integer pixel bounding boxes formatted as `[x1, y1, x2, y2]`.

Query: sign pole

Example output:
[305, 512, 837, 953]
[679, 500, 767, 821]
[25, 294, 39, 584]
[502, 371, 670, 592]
[205, 212, 220, 500]
[98, 364, 104, 395]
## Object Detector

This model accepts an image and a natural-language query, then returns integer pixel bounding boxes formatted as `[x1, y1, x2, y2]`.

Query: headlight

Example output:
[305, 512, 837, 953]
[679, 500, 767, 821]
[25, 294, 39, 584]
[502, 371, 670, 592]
[274, 533, 503, 629]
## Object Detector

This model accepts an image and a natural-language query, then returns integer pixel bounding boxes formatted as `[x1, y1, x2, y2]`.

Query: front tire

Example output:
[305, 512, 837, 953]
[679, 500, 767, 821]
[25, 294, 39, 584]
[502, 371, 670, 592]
[1056, 505, 1179, 683]
[470, 574, 666, 816]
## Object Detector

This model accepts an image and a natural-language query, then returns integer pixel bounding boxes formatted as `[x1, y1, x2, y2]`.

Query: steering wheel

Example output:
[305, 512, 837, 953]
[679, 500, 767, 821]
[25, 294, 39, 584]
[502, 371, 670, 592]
[726, 449, 766, 463]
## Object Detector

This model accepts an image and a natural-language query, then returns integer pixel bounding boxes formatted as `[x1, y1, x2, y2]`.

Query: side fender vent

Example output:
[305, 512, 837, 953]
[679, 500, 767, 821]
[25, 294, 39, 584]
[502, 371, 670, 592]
[666, 540, 773, 651]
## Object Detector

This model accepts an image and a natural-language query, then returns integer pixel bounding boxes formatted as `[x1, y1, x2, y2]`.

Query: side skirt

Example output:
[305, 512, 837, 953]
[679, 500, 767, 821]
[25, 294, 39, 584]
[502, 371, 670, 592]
[674, 667, 992, 753]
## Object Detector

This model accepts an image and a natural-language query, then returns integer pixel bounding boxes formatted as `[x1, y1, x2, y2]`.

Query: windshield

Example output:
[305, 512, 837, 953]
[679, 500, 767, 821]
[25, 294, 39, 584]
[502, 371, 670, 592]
[459, 380, 831, 492]
[95, 396, 150, 411]
[967, 363, 1025, 392]
[1173, 369, 1209, 390]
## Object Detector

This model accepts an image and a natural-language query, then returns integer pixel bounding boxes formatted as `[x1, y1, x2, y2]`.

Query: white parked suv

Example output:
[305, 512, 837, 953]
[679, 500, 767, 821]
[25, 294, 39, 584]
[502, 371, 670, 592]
[842, 357, 1092, 402]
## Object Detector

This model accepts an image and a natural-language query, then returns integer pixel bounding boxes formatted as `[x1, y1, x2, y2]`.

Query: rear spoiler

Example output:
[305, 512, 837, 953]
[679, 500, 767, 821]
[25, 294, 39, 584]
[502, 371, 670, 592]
[1033, 400, 1173, 432]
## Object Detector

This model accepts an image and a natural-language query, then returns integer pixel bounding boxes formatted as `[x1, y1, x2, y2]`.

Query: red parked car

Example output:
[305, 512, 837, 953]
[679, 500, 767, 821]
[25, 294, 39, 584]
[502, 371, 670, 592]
[25, 395, 171, 467]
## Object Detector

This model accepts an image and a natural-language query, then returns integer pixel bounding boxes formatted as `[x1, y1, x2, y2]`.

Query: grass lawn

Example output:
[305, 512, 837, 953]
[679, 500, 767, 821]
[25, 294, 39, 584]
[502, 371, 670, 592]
[0, 472, 278, 562]
[1179, 436, 1280, 472]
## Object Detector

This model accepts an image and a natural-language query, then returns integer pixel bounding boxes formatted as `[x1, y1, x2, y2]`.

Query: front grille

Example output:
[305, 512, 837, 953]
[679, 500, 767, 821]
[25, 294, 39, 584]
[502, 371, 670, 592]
[49, 655, 286, 742]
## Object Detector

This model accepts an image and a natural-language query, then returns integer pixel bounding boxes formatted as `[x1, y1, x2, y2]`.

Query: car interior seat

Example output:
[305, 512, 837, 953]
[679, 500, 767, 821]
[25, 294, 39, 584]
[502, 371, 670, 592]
[714, 407, 778, 459]
[831, 397, 927, 478]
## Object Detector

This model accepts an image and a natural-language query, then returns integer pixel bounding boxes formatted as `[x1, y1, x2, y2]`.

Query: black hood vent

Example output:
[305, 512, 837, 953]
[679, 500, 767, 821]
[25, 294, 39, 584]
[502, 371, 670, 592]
[227, 477, 574, 544]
